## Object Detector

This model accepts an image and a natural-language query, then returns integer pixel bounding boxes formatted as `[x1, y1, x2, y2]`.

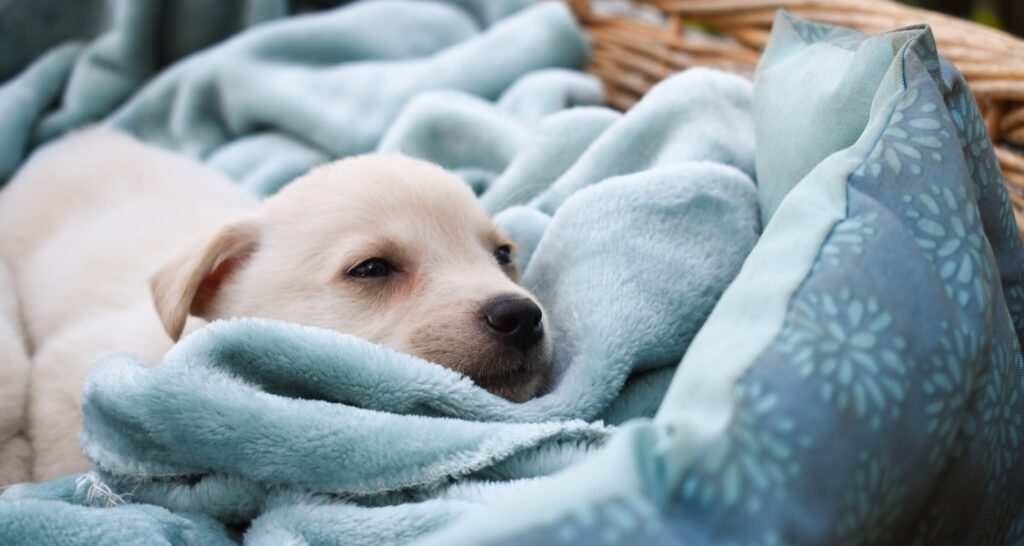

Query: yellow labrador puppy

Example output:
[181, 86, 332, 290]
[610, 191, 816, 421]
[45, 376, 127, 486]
[0, 127, 552, 482]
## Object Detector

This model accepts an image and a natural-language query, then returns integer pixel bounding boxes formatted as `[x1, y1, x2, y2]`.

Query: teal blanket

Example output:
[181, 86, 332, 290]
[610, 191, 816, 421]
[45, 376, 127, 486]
[0, 1, 761, 544]
[4, 2, 1023, 545]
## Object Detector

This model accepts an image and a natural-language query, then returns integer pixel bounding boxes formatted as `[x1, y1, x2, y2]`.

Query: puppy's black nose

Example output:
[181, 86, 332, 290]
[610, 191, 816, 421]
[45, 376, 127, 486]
[483, 297, 544, 351]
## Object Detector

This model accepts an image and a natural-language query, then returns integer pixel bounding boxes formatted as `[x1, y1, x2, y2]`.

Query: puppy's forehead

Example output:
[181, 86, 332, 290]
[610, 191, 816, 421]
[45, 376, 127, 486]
[265, 155, 494, 237]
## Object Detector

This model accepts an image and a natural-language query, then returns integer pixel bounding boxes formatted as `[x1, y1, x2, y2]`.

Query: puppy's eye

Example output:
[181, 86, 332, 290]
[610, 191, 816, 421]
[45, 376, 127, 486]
[494, 245, 513, 267]
[347, 258, 395, 279]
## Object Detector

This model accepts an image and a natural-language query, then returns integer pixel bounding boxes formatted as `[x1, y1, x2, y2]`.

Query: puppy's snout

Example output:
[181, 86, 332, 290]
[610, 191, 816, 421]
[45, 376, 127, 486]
[483, 297, 544, 352]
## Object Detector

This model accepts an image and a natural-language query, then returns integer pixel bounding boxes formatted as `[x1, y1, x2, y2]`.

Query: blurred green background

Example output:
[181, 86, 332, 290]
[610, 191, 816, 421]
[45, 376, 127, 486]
[902, 0, 1023, 35]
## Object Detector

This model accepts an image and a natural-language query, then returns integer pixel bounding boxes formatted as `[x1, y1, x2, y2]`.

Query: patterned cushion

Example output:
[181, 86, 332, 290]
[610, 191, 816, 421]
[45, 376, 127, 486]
[668, 11, 1024, 545]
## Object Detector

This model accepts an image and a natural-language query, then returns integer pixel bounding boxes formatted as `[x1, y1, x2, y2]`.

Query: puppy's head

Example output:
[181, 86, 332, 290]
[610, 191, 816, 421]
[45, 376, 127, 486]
[151, 155, 552, 401]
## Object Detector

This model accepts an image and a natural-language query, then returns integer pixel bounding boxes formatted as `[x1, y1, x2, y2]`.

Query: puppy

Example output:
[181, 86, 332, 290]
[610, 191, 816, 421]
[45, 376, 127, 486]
[0, 127, 552, 482]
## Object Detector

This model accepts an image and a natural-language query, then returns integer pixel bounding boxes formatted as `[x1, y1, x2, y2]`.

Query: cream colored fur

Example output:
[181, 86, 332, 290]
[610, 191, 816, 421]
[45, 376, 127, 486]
[0, 127, 551, 482]
[0, 259, 31, 486]
[0, 128, 256, 482]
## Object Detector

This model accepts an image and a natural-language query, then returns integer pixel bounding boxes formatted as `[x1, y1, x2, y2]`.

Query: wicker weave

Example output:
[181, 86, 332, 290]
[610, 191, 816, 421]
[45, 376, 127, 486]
[570, 0, 1024, 235]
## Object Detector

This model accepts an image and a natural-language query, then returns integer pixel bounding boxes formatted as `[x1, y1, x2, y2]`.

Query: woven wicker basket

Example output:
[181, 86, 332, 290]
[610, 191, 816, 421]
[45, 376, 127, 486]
[570, 0, 1024, 235]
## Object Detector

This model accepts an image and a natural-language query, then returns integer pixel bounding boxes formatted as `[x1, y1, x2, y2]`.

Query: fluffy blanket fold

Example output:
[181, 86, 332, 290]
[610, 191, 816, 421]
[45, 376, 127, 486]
[5, 2, 1021, 545]
[0, 2, 760, 544]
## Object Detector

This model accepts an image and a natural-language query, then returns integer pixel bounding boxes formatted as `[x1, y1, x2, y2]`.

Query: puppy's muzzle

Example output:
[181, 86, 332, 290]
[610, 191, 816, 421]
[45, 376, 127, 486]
[483, 296, 544, 352]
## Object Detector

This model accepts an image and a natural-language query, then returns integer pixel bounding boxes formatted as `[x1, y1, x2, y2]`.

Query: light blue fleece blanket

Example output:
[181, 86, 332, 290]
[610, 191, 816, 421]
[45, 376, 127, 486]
[5, 3, 1023, 545]
[0, 1, 761, 544]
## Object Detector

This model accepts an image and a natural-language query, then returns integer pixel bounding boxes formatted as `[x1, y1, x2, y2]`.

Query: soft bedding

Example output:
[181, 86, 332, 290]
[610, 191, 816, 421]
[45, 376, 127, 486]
[0, 1, 760, 544]
[0, 2, 1022, 546]
[418, 11, 1024, 546]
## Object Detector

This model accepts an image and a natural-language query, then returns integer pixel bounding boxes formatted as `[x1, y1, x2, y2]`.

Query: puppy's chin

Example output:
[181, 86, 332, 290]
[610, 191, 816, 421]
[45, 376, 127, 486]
[465, 341, 553, 402]
[472, 366, 549, 403]
[406, 327, 554, 402]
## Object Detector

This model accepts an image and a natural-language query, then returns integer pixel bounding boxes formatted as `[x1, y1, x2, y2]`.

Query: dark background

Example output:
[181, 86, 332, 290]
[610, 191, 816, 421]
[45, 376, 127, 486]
[904, 0, 1024, 35]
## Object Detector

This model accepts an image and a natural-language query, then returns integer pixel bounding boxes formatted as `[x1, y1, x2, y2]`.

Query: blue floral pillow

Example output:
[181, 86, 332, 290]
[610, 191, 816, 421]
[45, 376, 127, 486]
[661, 12, 1024, 545]
[414, 12, 1024, 546]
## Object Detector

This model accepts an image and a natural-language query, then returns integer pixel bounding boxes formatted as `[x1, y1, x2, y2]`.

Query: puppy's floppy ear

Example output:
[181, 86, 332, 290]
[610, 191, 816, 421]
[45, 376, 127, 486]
[150, 221, 259, 341]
